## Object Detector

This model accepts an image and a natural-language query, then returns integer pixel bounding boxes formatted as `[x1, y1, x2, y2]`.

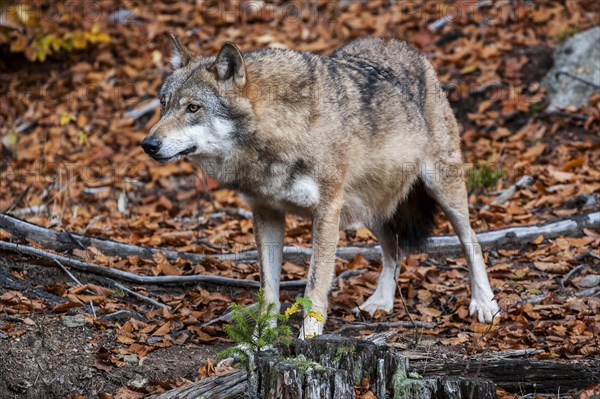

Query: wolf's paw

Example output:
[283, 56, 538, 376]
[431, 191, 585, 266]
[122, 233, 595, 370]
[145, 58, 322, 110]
[298, 316, 324, 340]
[469, 295, 500, 323]
[352, 292, 394, 317]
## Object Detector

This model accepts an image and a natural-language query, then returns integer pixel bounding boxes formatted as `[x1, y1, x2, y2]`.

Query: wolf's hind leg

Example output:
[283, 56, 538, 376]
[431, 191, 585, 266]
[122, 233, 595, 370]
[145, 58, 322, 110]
[423, 168, 499, 323]
[353, 226, 400, 317]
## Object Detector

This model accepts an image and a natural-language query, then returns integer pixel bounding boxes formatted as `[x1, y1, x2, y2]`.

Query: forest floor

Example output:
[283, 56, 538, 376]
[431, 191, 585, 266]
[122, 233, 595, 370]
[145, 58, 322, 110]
[0, 1, 599, 398]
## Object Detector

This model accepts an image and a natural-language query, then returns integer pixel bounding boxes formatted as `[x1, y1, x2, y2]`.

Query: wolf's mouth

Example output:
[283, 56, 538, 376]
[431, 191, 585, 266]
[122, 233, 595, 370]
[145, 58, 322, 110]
[152, 146, 198, 163]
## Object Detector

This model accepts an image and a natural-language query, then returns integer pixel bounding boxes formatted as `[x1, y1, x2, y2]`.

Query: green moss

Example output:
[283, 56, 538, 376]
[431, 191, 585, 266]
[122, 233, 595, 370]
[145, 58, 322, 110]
[556, 26, 580, 44]
[529, 103, 543, 113]
[332, 346, 356, 363]
[466, 164, 503, 192]
[111, 286, 126, 299]
[392, 364, 424, 399]
[284, 356, 325, 373]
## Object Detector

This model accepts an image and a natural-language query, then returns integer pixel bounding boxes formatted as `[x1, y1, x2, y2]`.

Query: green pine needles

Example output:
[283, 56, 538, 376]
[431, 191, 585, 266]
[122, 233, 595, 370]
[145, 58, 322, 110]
[217, 289, 321, 366]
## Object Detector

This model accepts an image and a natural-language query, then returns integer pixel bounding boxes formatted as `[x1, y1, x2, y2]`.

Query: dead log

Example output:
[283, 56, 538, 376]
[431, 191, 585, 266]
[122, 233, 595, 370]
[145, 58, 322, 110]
[1, 211, 598, 266]
[0, 211, 598, 290]
[151, 370, 247, 399]
[412, 356, 600, 394]
[151, 336, 497, 399]
[0, 240, 305, 289]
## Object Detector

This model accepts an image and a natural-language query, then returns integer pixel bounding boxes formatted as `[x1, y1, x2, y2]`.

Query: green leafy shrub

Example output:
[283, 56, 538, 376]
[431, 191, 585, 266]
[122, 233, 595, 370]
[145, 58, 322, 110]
[466, 163, 503, 193]
[0, 2, 110, 62]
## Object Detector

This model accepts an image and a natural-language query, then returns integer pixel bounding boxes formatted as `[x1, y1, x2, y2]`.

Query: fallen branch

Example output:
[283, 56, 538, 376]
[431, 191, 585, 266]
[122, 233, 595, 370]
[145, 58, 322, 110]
[100, 309, 146, 322]
[0, 212, 268, 263]
[150, 370, 247, 399]
[53, 259, 97, 317]
[1, 211, 598, 265]
[576, 251, 600, 262]
[560, 264, 588, 291]
[123, 98, 160, 120]
[482, 175, 534, 210]
[53, 258, 83, 285]
[333, 320, 437, 335]
[411, 356, 600, 393]
[112, 281, 170, 309]
[0, 240, 306, 289]
[428, 0, 493, 30]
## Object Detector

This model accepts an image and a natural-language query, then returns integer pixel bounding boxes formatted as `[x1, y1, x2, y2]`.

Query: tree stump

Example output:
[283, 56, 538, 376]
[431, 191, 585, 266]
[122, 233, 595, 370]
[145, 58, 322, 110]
[152, 334, 597, 398]
[254, 335, 496, 399]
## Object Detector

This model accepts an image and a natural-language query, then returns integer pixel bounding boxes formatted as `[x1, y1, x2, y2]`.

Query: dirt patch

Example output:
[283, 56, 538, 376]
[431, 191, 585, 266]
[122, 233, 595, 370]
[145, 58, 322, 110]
[0, 259, 225, 399]
[0, 315, 222, 398]
[514, 44, 555, 86]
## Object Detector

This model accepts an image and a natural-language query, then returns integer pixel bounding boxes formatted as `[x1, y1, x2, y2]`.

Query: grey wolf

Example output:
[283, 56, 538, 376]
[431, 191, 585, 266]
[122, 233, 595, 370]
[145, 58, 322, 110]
[142, 35, 499, 337]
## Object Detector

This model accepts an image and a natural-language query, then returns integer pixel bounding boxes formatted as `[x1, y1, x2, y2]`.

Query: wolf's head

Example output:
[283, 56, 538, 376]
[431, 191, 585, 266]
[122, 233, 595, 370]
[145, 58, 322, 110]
[142, 35, 254, 164]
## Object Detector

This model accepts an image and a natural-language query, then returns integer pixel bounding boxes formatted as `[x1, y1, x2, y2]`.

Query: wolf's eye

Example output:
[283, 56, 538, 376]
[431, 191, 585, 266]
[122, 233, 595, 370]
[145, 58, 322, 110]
[187, 104, 201, 113]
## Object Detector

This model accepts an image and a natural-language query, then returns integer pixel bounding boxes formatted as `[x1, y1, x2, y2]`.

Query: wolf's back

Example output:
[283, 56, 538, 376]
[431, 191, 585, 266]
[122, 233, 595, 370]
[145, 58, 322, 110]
[332, 37, 460, 251]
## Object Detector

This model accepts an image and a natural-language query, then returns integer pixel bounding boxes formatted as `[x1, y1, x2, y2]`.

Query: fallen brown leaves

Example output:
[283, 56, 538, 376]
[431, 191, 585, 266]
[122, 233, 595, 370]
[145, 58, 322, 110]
[0, 0, 599, 397]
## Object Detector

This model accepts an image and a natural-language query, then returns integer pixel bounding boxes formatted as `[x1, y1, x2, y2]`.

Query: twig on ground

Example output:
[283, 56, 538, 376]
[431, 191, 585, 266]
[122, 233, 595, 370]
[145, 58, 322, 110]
[53, 259, 97, 317]
[576, 251, 600, 262]
[200, 303, 259, 328]
[560, 264, 588, 291]
[393, 235, 420, 345]
[332, 320, 436, 335]
[332, 268, 367, 286]
[488, 349, 544, 358]
[123, 98, 160, 120]
[466, 309, 502, 366]
[428, 0, 492, 30]
[482, 175, 534, 210]
[100, 309, 147, 322]
[0, 240, 306, 289]
[6, 205, 47, 217]
[112, 281, 170, 309]
[556, 71, 600, 90]
[193, 239, 230, 251]
[4, 183, 33, 214]
[543, 110, 589, 121]
[574, 286, 600, 297]
[52, 259, 82, 285]
[59, 228, 85, 249]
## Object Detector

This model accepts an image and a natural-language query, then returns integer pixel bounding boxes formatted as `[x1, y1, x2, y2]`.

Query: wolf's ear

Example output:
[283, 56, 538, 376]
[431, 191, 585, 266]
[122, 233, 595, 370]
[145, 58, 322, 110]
[168, 33, 193, 69]
[209, 42, 246, 87]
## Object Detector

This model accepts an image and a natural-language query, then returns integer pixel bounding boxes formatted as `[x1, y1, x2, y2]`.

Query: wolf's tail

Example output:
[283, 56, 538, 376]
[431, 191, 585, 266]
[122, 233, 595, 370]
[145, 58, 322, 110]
[381, 178, 438, 251]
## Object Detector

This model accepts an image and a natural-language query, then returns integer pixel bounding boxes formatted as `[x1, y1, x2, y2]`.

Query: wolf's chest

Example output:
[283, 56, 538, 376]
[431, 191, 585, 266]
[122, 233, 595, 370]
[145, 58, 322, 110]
[238, 174, 321, 214]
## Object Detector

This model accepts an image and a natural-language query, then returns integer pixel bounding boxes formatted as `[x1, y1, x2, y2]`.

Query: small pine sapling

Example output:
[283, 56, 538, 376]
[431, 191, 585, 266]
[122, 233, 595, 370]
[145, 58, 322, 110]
[218, 289, 324, 365]
[218, 289, 291, 365]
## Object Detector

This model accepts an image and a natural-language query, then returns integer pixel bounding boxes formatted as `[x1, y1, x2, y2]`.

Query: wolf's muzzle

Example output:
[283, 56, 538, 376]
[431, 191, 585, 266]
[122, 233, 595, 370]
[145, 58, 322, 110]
[141, 136, 161, 155]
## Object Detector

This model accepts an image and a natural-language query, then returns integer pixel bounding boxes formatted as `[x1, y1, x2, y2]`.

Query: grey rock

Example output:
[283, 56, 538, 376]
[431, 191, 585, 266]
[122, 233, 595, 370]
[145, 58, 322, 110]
[60, 315, 85, 328]
[579, 274, 600, 288]
[122, 354, 140, 364]
[127, 375, 148, 389]
[542, 26, 600, 111]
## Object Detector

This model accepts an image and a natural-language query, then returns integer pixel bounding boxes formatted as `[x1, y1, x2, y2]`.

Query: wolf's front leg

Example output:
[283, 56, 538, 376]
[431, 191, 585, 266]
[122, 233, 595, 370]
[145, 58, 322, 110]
[252, 208, 285, 315]
[300, 201, 342, 339]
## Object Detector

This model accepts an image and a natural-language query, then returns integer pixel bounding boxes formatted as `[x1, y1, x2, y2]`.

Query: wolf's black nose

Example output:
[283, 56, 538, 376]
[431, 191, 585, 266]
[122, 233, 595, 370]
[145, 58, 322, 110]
[141, 136, 161, 155]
